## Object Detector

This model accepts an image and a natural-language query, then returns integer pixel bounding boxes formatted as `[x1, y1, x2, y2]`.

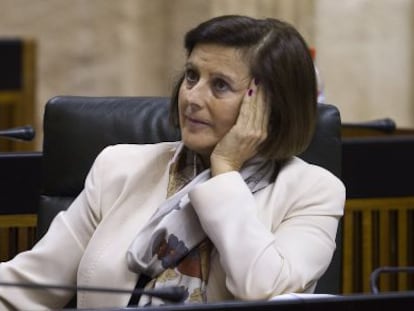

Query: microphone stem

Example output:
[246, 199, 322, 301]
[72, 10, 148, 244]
[0, 281, 186, 303]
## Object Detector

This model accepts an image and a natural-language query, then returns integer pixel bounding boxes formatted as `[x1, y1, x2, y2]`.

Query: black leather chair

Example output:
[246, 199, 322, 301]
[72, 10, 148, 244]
[37, 96, 343, 295]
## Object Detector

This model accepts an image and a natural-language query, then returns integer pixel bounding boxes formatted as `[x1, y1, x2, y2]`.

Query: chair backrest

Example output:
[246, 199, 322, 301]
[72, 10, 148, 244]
[38, 96, 343, 294]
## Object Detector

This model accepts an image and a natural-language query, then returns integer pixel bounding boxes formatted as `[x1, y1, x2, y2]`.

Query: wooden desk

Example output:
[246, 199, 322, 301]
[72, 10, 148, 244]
[341, 130, 414, 294]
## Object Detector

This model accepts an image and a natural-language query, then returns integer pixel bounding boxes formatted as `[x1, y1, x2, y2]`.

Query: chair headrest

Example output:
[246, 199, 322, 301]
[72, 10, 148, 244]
[42, 96, 341, 197]
[42, 96, 180, 195]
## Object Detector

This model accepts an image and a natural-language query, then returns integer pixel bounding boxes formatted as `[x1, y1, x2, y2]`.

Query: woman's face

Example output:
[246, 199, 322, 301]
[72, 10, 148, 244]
[178, 43, 251, 161]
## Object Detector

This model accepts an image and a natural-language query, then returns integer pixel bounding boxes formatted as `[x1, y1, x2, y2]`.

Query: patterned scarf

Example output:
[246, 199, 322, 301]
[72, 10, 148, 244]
[126, 143, 276, 306]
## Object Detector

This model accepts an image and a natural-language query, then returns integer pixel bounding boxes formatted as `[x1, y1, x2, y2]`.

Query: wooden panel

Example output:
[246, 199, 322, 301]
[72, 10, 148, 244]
[0, 39, 36, 151]
[343, 197, 414, 294]
[0, 91, 22, 104]
[379, 209, 392, 291]
[361, 209, 373, 292]
[0, 214, 37, 262]
[343, 209, 354, 293]
[398, 209, 408, 290]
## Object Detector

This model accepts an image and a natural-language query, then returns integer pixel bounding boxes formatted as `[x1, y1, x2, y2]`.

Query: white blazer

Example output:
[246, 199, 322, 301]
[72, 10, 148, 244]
[0, 142, 345, 310]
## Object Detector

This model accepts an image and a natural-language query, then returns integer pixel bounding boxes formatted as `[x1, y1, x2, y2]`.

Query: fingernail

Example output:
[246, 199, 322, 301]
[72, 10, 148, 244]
[248, 89, 253, 96]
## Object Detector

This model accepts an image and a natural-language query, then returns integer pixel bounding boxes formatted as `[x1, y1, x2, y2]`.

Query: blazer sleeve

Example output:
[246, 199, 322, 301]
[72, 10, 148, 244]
[189, 165, 345, 301]
[0, 147, 108, 310]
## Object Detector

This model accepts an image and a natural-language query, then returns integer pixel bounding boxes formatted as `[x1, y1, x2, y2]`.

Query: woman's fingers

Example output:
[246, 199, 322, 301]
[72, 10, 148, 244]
[210, 78, 269, 175]
[239, 79, 268, 144]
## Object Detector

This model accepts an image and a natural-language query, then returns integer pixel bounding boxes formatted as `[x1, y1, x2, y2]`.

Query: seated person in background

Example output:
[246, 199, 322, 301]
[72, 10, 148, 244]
[0, 14, 345, 310]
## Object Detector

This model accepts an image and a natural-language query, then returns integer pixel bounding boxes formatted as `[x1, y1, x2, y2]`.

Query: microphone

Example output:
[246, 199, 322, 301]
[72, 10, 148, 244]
[0, 281, 186, 303]
[370, 266, 414, 294]
[0, 125, 35, 141]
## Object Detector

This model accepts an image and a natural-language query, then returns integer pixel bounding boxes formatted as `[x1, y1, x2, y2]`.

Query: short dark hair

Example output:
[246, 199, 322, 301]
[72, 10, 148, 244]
[170, 15, 317, 162]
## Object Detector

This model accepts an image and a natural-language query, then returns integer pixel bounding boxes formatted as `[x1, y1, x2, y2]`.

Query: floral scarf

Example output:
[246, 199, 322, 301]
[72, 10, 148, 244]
[126, 143, 276, 306]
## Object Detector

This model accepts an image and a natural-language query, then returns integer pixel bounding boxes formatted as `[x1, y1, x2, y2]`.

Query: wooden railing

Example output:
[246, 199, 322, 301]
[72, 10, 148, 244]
[343, 197, 414, 293]
[0, 214, 37, 262]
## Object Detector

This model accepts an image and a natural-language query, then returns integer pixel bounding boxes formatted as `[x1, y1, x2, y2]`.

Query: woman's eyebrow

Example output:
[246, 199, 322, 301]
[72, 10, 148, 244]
[184, 62, 240, 86]
[211, 72, 236, 84]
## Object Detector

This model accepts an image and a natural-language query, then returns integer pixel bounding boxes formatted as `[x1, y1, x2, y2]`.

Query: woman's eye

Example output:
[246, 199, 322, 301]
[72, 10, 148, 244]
[213, 79, 230, 93]
[185, 69, 198, 85]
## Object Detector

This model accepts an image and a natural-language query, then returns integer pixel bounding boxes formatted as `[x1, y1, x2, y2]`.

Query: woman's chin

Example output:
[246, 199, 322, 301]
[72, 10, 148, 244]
[182, 138, 213, 157]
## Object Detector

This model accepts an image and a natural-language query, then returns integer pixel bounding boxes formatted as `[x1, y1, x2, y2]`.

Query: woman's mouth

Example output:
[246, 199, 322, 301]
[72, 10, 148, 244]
[185, 116, 210, 128]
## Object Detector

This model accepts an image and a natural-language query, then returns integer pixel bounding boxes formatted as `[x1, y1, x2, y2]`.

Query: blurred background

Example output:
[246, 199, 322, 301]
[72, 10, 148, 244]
[0, 0, 413, 150]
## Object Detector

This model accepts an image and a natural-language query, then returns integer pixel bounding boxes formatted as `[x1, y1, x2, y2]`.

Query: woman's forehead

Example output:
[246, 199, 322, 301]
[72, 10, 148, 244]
[186, 44, 251, 80]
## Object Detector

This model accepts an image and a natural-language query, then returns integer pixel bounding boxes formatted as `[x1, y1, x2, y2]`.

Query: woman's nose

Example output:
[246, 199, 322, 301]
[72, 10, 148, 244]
[185, 81, 208, 106]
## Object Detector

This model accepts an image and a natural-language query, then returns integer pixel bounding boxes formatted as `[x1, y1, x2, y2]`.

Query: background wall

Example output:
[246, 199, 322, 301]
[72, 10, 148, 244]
[0, 0, 413, 150]
[315, 0, 414, 127]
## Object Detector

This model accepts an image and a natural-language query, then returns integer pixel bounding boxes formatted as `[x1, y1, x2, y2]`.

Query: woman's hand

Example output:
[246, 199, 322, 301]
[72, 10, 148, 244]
[210, 79, 269, 176]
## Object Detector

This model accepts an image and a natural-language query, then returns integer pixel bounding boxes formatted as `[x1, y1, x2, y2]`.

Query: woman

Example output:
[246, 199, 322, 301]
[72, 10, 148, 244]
[0, 15, 345, 309]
